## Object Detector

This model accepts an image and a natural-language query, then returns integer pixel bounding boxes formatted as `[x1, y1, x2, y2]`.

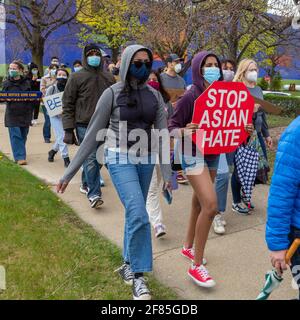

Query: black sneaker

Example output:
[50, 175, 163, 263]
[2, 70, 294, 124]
[114, 263, 134, 286]
[232, 203, 249, 215]
[132, 277, 151, 300]
[89, 196, 104, 209]
[241, 194, 255, 210]
[63, 157, 70, 168]
[48, 149, 57, 162]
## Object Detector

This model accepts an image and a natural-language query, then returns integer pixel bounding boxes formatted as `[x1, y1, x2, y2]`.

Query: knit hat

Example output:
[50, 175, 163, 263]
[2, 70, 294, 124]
[84, 43, 101, 57]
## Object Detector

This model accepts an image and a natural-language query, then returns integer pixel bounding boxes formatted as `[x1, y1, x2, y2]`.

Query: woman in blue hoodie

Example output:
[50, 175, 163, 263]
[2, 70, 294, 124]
[266, 116, 300, 299]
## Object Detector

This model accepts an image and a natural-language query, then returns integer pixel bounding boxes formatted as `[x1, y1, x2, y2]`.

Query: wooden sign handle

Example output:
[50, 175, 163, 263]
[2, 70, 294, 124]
[285, 238, 300, 264]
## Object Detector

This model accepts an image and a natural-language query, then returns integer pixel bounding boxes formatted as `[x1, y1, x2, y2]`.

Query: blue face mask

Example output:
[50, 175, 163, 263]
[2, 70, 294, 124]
[203, 67, 221, 84]
[74, 66, 83, 72]
[129, 63, 151, 81]
[87, 56, 101, 67]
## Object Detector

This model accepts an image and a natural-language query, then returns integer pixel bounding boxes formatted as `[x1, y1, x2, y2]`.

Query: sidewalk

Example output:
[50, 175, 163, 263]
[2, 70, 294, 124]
[0, 106, 296, 300]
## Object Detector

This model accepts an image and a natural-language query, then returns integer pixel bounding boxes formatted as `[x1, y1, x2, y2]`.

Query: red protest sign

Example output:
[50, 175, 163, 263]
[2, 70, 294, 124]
[191, 81, 254, 155]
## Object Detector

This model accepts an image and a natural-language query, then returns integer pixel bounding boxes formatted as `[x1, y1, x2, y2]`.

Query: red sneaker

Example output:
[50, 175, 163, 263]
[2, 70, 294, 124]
[188, 264, 216, 288]
[181, 247, 207, 265]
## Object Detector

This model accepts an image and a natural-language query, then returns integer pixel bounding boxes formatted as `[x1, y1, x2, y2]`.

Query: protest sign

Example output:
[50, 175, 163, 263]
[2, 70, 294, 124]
[191, 81, 254, 155]
[0, 91, 42, 102]
[43, 92, 64, 117]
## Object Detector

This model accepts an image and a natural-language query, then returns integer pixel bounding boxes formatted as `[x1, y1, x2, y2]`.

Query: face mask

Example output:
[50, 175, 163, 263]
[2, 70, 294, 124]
[129, 63, 151, 81]
[74, 66, 83, 72]
[32, 69, 38, 76]
[57, 78, 67, 91]
[203, 67, 221, 84]
[87, 56, 101, 67]
[148, 80, 160, 91]
[222, 69, 235, 82]
[174, 63, 182, 74]
[50, 69, 57, 77]
[112, 67, 120, 76]
[9, 70, 19, 78]
[52, 61, 59, 66]
[246, 71, 258, 83]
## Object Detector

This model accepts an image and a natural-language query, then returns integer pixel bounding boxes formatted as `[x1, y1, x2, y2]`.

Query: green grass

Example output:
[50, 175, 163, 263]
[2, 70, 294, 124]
[267, 114, 294, 128]
[0, 155, 177, 300]
[281, 79, 300, 85]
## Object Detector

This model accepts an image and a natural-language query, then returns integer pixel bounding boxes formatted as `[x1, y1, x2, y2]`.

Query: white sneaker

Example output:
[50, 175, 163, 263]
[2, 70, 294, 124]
[220, 213, 227, 226]
[213, 214, 225, 235]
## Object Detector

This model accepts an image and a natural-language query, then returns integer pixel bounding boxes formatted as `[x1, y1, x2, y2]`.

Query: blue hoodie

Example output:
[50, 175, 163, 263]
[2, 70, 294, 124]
[266, 116, 300, 251]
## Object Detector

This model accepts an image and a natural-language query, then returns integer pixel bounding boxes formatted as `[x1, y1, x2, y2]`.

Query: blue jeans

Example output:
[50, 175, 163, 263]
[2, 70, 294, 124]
[49, 115, 68, 159]
[42, 105, 51, 141]
[8, 127, 29, 161]
[76, 126, 101, 199]
[289, 226, 300, 299]
[106, 150, 155, 273]
[215, 172, 230, 212]
[257, 132, 268, 160]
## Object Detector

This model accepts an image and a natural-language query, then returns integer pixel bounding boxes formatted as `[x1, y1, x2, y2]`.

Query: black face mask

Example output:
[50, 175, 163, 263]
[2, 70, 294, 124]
[112, 67, 120, 76]
[57, 78, 67, 91]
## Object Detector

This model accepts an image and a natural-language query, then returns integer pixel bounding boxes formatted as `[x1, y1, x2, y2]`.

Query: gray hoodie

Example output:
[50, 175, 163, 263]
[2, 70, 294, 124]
[60, 45, 172, 183]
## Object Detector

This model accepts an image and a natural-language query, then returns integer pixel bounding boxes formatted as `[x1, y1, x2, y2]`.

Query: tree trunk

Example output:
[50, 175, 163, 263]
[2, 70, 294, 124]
[111, 47, 119, 64]
[32, 43, 44, 76]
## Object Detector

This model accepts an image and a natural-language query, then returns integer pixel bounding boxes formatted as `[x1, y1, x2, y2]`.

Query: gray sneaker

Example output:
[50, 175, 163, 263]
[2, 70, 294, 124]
[114, 263, 134, 286]
[132, 277, 151, 300]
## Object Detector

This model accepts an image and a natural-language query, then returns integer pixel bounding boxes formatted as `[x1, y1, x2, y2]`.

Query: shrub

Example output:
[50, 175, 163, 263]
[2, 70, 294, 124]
[264, 94, 300, 117]
[270, 72, 282, 91]
[258, 77, 269, 90]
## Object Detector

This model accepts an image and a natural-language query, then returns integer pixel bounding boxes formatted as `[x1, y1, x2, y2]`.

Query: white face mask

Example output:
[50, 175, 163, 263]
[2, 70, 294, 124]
[246, 70, 258, 83]
[174, 63, 182, 74]
[223, 69, 235, 82]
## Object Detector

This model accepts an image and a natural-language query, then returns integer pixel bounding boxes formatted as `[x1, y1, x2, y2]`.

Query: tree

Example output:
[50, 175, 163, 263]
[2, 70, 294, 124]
[77, 0, 145, 62]
[4, 0, 86, 75]
[138, 0, 219, 59]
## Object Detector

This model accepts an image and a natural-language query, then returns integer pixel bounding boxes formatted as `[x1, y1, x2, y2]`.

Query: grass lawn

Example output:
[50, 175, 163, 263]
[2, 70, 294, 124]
[267, 114, 294, 128]
[0, 154, 177, 300]
[281, 79, 300, 85]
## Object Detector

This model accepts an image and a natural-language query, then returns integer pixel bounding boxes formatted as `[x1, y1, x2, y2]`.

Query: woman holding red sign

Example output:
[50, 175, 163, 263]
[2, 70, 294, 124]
[169, 51, 224, 288]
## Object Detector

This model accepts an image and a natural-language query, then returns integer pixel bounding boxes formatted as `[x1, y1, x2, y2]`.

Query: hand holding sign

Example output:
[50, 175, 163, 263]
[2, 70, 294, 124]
[192, 81, 254, 155]
[42, 92, 64, 117]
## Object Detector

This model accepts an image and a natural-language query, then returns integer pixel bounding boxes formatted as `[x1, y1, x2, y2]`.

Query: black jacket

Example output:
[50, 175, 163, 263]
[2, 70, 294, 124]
[62, 48, 115, 130]
[3, 76, 33, 127]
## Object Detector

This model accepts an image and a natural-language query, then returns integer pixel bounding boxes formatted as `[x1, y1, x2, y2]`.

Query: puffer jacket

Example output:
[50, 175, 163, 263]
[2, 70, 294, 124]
[266, 116, 300, 251]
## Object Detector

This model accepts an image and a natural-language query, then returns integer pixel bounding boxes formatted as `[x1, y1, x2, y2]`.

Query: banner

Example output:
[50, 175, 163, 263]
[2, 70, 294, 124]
[0, 91, 42, 102]
[42, 92, 64, 117]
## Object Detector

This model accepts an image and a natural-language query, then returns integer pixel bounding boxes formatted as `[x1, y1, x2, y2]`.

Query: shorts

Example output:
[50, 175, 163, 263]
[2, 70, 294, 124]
[180, 154, 220, 174]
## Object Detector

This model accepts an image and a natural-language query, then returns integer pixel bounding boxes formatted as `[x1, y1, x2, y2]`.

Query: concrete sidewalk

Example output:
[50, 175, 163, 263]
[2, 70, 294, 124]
[0, 106, 296, 300]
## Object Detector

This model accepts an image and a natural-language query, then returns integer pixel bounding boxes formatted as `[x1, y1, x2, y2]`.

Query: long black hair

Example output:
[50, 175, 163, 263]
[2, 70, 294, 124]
[150, 70, 171, 104]
[27, 62, 41, 79]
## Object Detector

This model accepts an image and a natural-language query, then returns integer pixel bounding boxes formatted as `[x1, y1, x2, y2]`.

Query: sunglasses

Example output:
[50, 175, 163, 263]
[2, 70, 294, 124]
[132, 60, 152, 69]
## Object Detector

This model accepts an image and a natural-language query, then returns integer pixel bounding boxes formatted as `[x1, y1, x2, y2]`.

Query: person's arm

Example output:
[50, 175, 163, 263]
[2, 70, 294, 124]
[153, 91, 172, 184]
[266, 126, 300, 252]
[40, 77, 47, 96]
[62, 76, 78, 131]
[57, 88, 114, 190]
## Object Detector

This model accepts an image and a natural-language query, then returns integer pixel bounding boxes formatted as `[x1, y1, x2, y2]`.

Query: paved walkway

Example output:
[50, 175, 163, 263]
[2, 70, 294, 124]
[0, 106, 296, 300]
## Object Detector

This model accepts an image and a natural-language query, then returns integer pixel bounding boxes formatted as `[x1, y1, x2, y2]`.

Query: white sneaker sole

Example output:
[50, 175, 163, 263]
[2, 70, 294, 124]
[232, 207, 249, 215]
[188, 272, 216, 288]
[91, 199, 104, 209]
[133, 293, 152, 300]
[213, 227, 225, 235]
